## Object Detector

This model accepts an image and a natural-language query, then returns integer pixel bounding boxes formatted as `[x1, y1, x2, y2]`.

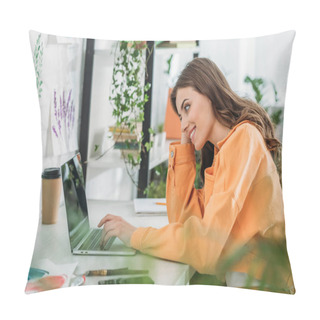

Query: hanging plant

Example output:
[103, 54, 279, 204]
[33, 33, 44, 98]
[106, 40, 154, 183]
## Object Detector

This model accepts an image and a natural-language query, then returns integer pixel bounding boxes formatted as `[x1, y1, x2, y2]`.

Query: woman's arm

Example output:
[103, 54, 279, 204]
[166, 142, 204, 224]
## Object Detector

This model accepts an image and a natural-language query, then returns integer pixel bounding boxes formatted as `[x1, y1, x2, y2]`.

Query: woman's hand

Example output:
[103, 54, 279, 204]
[181, 130, 191, 144]
[97, 214, 137, 248]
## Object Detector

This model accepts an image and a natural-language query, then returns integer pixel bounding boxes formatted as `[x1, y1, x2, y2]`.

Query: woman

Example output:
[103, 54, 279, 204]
[98, 57, 295, 293]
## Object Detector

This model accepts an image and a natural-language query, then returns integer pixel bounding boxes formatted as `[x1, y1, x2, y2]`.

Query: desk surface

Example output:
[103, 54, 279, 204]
[30, 199, 195, 287]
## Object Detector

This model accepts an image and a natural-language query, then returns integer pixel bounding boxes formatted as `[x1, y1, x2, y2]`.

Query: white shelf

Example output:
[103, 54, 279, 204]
[87, 139, 174, 171]
[95, 45, 199, 57]
[155, 46, 200, 56]
[149, 139, 172, 169]
[149, 148, 168, 169]
[87, 149, 127, 169]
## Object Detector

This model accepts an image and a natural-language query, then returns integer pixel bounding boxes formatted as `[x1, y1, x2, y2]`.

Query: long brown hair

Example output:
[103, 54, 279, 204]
[170, 57, 281, 183]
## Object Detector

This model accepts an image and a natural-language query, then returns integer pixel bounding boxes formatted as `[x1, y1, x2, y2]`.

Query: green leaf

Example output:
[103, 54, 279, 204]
[145, 141, 153, 152]
[120, 41, 128, 51]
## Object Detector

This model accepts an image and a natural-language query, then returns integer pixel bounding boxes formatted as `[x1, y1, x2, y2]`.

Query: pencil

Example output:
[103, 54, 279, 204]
[155, 202, 166, 205]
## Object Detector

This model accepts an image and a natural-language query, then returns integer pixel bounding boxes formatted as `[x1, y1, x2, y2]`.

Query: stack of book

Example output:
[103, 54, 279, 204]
[109, 124, 142, 158]
[156, 40, 197, 48]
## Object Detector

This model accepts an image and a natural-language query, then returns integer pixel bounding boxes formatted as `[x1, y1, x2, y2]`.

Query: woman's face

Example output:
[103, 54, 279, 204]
[176, 87, 229, 150]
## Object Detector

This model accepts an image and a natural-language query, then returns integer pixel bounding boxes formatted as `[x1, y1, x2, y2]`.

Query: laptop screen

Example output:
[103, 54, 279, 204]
[61, 153, 90, 250]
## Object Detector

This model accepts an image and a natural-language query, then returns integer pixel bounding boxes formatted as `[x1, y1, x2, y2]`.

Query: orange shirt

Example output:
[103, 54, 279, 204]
[131, 121, 294, 290]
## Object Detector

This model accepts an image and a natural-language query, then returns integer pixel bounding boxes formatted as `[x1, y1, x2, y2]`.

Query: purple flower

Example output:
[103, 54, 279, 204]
[52, 88, 76, 143]
[67, 89, 72, 110]
[59, 96, 62, 120]
[52, 125, 58, 138]
[54, 90, 57, 121]
[72, 101, 75, 127]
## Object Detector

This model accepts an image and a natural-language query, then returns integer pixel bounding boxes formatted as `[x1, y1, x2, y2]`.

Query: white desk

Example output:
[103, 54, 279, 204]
[30, 200, 195, 287]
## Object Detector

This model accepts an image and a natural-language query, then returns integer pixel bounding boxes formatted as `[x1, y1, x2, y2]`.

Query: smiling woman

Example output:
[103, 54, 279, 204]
[127, 57, 295, 293]
[170, 58, 281, 184]
[97, 56, 296, 293]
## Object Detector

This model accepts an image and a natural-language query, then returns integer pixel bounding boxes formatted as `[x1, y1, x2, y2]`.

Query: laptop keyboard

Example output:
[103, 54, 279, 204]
[79, 229, 115, 251]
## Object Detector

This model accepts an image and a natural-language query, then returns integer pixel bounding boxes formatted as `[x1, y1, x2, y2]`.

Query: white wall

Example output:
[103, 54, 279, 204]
[86, 40, 136, 200]
[199, 31, 295, 107]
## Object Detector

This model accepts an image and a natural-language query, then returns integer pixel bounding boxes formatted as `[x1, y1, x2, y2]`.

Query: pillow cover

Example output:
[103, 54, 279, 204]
[26, 30, 295, 294]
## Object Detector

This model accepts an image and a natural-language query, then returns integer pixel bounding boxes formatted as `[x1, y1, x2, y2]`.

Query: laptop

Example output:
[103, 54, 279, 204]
[61, 153, 136, 256]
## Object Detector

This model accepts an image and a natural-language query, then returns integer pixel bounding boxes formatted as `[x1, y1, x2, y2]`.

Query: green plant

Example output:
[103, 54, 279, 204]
[33, 33, 43, 98]
[109, 41, 154, 167]
[244, 75, 283, 127]
[194, 150, 203, 189]
[157, 123, 164, 133]
[144, 180, 167, 198]
[244, 76, 264, 104]
[94, 41, 155, 186]
[144, 163, 168, 198]
[244, 75, 283, 184]
[215, 234, 294, 294]
[165, 54, 173, 75]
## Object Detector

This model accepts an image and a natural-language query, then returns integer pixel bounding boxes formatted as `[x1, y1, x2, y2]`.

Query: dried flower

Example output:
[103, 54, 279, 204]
[52, 89, 76, 145]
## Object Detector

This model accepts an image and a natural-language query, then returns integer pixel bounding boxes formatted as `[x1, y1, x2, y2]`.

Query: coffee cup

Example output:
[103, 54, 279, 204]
[41, 168, 61, 224]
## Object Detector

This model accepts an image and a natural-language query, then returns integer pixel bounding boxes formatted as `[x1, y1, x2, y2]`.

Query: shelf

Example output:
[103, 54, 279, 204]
[149, 139, 174, 169]
[87, 139, 175, 171]
[155, 46, 200, 56]
[87, 149, 127, 169]
[149, 150, 168, 169]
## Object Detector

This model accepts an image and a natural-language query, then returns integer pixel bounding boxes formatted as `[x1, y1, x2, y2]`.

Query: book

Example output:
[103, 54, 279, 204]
[156, 41, 197, 48]
[114, 142, 139, 150]
[133, 198, 167, 215]
[112, 132, 139, 141]
[109, 126, 131, 133]
[109, 123, 142, 134]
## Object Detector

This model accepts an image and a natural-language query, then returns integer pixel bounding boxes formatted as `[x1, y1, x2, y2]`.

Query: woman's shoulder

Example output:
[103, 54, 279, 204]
[220, 121, 267, 154]
[237, 121, 266, 145]
[220, 121, 263, 145]
[234, 120, 260, 136]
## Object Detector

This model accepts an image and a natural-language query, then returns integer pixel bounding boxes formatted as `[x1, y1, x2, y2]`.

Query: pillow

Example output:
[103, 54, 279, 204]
[26, 30, 295, 294]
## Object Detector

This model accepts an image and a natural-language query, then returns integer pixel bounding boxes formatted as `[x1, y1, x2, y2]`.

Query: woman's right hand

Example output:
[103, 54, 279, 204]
[181, 131, 192, 145]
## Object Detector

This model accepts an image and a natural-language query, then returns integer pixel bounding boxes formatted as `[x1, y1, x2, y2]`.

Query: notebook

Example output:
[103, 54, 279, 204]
[61, 153, 136, 256]
[133, 198, 167, 215]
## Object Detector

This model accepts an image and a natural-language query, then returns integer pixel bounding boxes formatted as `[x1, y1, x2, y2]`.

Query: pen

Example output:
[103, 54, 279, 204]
[85, 268, 149, 276]
[155, 202, 166, 206]
[98, 276, 154, 285]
